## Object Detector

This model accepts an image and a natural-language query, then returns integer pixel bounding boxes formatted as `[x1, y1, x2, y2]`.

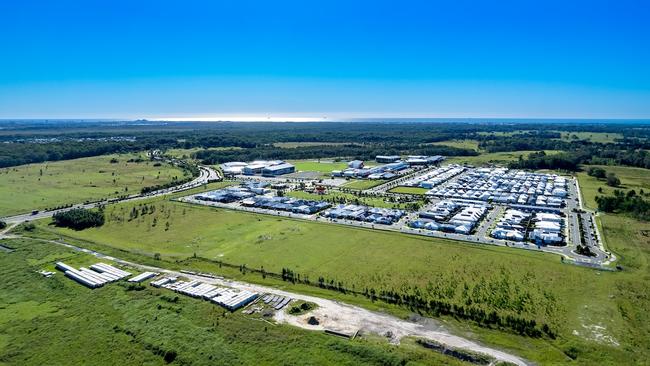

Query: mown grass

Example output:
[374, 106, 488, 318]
[388, 187, 430, 195]
[0, 237, 467, 366]
[288, 160, 349, 175]
[0, 153, 185, 217]
[341, 179, 386, 190]
[29, 192, 650, 364]
[577, 165, 650, 210]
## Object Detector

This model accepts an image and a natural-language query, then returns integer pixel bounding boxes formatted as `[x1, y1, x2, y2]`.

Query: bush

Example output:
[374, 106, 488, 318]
[52, 208, 105, 230]
[587, 167, 607, 179]
[0, 221, 6, 230]
[606, 173, 621, 187]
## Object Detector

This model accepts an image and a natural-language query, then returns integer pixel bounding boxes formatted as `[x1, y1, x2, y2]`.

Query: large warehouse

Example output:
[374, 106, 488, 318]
[221, 160, 295, 176]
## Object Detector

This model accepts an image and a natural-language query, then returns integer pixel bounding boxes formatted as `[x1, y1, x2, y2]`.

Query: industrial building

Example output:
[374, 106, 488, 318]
[405, 155, 444, 165]
[221, 162, 248, 176]
[321, 204, 404, 225]
[376, 155, 401, 163]
[221, 160, 296, 176]
[348, 160, 364, 169]
[195, 186, 258, 203]
[332, 160, 408, 179]
[241, 196, 330, 214]
[262, 162, 296, 176]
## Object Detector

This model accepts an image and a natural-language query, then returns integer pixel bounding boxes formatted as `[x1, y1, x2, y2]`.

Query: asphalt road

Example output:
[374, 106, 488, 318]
[1, 164, 219, 225]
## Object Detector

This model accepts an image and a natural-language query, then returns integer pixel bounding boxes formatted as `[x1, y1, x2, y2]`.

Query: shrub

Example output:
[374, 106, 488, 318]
[52, 208, 105, 230]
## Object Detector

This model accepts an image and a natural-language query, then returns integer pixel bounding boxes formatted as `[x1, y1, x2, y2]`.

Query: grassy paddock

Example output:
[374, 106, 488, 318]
[577, 165, 650, 210]
[0, 153, 186, 217]
[444, 150, 563, 166]
[288, 160, 349, 175]
[557, 131, 623, 143]
[428, 139, 480, 151]
[0, 237, 466, 366]
[388, 186, 430, 195]
[341, 179, 385, 190]
[30, 194, 650, 364]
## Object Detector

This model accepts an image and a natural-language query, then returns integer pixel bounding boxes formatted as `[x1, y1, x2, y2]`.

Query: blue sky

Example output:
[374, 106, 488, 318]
[0, 0, 649, 119]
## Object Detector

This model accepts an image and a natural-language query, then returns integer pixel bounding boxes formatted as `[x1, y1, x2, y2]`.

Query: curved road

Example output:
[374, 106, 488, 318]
[1, 165, 219, 225]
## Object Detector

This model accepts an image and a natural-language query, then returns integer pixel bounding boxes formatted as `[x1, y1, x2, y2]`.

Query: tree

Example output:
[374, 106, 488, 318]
[606, 173, 620, 187]
[0, 221, 6, 230]
[587, 167, 606, 179]
[52, 208, 105, 230]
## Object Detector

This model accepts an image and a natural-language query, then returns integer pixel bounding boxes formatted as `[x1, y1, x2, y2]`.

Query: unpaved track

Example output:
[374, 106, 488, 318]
[4, 234, 529, 366]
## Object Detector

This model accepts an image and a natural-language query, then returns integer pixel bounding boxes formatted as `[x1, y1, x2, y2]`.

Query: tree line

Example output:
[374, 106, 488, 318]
[596, 190, 650, 221]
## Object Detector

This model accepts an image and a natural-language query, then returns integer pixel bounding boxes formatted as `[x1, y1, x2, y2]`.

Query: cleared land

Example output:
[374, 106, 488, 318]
[444, 150, 562, 166]
[288, 160, 349, 177]
[577, 165, 650, 210]
[428, 139, 480, 151]
[31, 192, 650, 364]
[0, 153, 186, 217]
[164, 147, 242, 160]
[557, 132, 623, 144]
[0, 237, 465, 366]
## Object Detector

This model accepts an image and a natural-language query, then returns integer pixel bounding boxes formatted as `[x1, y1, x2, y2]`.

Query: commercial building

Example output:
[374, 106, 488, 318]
[195, 187, 257, 203]
[348, 160, 364, 169]
[376, 155, 401, 163]
[321, 204, 404, 225]
[241, 196, 330, 214]
[220, 160, 296, 176]
[262, 162, 296, 176]
[406, 155, 444, 166]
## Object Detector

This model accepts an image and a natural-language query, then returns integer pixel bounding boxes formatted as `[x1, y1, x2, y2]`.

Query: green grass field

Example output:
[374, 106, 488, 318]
[28, 191, 650, 364]
[388, 186, 429, 195]
[0, 237, 466, 366]
[288, 160, 349, 176]
[164, 147, 243, 160]
[0, 153, 186, 217]
[444, 150, 562, 166]
[577, 165, 650, 210]
[428, 139, 480, 151]
[557, 131, 623, 144]
[341, 179, 385, 190]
